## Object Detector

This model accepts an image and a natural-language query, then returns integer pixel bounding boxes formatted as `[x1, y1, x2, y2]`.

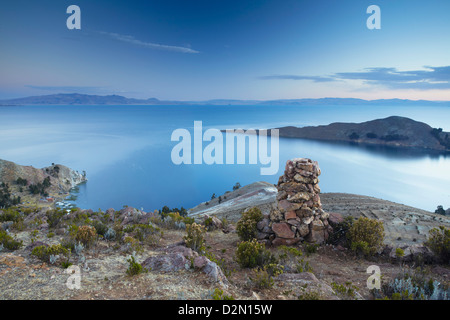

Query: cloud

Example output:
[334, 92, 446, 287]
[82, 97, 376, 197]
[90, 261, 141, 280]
[259, 75, 336, 82]
[260, 66, 450, 90]
[99, 31, 199, 54]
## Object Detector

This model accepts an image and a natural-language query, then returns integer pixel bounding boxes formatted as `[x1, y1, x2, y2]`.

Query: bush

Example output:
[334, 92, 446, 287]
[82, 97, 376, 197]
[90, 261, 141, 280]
[0, 208, 22, 222]
[46, 208, 65, 228]
[331, 281, 358, 299]
[375, 270, 450, 300]
[250, 267, 274, 289]
[31, 244, 70, 265]
[74, 225, 97, 248]
[235, 239, 275, 269]
[0, 230, 23, 251]
[126, 255, 147, 276]
[395, 248, 405, 259]
[425, 226, 450, 264]
[236, 207, 263, 241]
[184, 223, 206, 253]
[123, 236, 143, 254]
[211, 288, 234, 300]
[348, 217, 384, 256]
[92, 220, 108, 236]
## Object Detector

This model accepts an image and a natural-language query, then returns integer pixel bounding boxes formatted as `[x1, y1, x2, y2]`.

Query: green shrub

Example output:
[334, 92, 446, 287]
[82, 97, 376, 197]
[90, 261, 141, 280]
[92, 220, 108, 236]
[123, 236, 144, 254]
[211, 288, 234, 300]
[276, 245, 312, 273]
[305, 243, 319, 256]
[0, 230, 23, 251]
[250, 267, 274, 289]
[61, 261, 73, 269]
[31, 244, 69, 264]
[126, 255, 147, 276]
[331, 281, 358, 299]
[74, 225, 97, 248]
[236, 207, 263, 241]
[0, 208, 22, 222]
[425, 226, 450, 264]
[134, 223, 163, 246]
[235, 239, 275, 268]
[184, 223, 206, 253]
[348, 217, 384, 256]
[297, 290, 322, 300]
[46, 208, 65, 228]
[395, 248, 405, 259]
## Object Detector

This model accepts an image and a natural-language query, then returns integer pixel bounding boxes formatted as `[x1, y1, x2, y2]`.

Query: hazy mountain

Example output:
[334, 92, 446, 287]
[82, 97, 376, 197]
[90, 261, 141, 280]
[0, 93, 187, 105]
[1, 93, 449, 106]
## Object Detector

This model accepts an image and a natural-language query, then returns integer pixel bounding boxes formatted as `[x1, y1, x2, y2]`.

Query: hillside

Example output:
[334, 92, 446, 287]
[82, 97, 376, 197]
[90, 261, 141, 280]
[275, 116, 450, 151]
[0, 159, 86, 208]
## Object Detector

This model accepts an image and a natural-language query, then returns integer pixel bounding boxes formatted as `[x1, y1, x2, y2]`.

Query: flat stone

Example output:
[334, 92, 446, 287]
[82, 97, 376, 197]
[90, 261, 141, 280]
[272, 222, 295, 239]
[277, 200, 302, 213]
[284, 211, 297, 220]
[288, 192, 311, 202]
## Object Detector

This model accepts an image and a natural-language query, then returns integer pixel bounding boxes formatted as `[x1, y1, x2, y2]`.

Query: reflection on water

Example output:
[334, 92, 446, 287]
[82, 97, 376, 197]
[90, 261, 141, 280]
[0, 104, 449, 212]
[284, 137, 450, 160]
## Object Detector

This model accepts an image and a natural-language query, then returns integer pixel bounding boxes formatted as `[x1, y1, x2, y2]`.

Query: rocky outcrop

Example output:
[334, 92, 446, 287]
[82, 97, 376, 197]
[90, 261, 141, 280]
[141, 245, 229, 288]
[0, 159, 87, 194]
[257, 158, 331, 245]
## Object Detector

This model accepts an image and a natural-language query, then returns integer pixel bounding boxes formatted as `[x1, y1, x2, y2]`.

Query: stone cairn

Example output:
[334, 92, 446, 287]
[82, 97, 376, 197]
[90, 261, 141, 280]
[257, 158, 331, 246]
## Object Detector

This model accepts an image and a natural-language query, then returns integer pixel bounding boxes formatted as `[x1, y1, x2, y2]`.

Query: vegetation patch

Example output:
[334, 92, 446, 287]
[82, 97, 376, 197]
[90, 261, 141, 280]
[184, 222, 206, 253]
[425, 226, 449, 264]
[0, 229, 23, 251]
[236, 207, 263, 241]
[347, 217, 384, 257]
[235, 239, 275, 269]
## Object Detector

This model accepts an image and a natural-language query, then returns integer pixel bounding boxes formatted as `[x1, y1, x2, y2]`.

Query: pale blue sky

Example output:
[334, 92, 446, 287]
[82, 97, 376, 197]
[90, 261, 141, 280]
[1, 0, 450, 100]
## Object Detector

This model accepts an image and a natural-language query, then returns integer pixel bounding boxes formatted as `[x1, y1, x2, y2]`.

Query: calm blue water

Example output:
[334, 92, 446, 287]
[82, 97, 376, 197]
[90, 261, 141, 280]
[0, 104, 449, 212]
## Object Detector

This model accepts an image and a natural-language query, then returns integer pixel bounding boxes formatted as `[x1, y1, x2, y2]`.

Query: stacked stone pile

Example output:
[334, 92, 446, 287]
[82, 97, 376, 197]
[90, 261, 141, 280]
[257, 158, 331, 245]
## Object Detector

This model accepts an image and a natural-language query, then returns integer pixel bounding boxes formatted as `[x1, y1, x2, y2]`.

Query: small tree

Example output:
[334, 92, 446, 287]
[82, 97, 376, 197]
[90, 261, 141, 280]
[347, 217, 384, 257]
[236, 207, 263, 241]
[233, 182, 241, 191]
[425, 226, 450, 264]
[184, 223, 206, 253]
[435, 206, 446, 215]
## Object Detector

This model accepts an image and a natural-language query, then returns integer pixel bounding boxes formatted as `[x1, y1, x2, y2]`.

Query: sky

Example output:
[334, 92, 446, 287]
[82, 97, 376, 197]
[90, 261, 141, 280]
[1, 0, 450, 100]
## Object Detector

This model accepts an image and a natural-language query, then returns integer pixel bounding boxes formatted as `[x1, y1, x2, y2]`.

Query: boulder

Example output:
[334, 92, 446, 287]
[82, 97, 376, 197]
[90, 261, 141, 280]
[328, 212, 344, 226]
[142, 252, 189, 272]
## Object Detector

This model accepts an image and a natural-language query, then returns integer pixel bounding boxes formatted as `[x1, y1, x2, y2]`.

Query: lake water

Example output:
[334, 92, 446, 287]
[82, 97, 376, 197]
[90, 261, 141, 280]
[0, 104, 449, 212]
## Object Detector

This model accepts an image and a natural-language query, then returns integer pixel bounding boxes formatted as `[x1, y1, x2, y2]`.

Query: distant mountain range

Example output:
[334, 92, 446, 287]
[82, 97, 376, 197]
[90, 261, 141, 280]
[1, 93, 449, 106]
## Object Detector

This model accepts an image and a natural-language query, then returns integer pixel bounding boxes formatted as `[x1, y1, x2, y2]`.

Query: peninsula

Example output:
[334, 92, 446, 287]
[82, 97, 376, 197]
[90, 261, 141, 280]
[273, 116, 450, 152]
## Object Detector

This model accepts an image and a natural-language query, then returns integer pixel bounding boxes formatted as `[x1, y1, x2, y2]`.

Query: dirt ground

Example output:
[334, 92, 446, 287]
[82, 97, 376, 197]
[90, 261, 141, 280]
[1, 223, 449, 301]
